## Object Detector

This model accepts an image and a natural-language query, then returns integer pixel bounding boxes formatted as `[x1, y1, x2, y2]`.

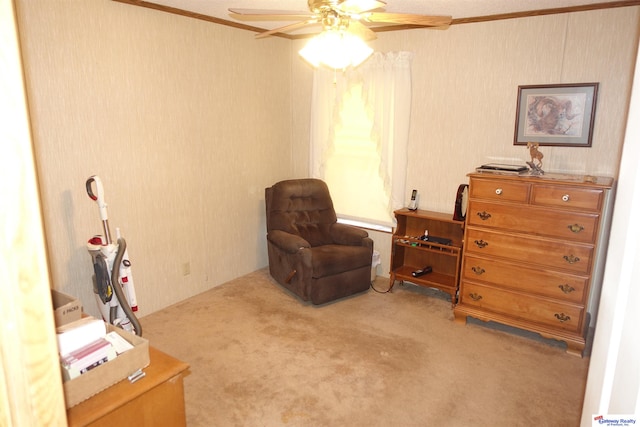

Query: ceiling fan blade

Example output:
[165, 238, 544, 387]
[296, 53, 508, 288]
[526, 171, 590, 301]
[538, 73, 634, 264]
[229, 8, 314, 21]
[255, 19, 320, 39]
[339, 0, 386, 14]
[363, 12, 452, 28]
[348, 21, 377, 41]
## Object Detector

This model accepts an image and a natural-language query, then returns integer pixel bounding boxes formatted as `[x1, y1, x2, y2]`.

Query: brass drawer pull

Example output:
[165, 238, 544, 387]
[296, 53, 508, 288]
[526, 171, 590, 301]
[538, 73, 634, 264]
[563, 254, 580, 264]
[554, 313, 571, 322]
[568, 224, 585, 233]
[469, 293, 483, 301]
[477, 211, 492, 220]
[562, 194, 570, 202]
[471, 266, 485, 275]
[558, 284, 576, 294]
[474, 239, 488, 248]
[495, 188, 503, 195]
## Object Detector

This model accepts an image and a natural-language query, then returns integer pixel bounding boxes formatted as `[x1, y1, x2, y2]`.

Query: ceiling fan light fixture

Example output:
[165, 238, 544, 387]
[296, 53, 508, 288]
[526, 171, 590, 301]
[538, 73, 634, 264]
[299, 30, 373, 70]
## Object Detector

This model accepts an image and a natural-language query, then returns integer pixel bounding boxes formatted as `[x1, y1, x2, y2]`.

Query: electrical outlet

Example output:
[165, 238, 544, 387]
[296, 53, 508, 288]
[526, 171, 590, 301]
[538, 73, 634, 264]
[182, 262, 191, 276]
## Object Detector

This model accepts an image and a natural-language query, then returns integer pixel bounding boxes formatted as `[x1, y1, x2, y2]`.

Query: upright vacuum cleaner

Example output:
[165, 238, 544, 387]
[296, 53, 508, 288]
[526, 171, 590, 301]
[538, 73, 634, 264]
[86, 175, 142, 336]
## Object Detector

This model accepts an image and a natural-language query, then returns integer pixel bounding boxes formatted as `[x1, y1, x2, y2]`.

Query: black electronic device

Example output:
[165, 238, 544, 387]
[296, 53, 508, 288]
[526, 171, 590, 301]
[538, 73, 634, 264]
[475, 163, 529, 175]
[421, 235, 452, 245]
[412, 266, 433, 277]
[478, 163, 528, 172]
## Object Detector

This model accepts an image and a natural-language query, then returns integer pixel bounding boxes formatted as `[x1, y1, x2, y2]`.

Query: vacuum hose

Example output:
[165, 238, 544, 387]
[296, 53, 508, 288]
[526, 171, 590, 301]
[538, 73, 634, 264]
[110, 237, 142, 336]
[92, 251, 112, 304]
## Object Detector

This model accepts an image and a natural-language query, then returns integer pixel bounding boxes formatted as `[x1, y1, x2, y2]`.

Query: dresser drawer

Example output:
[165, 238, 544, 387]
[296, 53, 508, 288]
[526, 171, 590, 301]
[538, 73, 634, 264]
[468, 200, 599, 243]
[469, 178, 530, 203]
[465, 227, 594, 275]
[462, 254, 587, 303]
[460, 282, 583, 333]
[531, 185, 604, 212]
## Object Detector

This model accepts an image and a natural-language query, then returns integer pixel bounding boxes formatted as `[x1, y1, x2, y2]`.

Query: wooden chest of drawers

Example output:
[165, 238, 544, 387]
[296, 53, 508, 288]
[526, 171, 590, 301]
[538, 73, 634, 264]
[454, 172, 613, 356]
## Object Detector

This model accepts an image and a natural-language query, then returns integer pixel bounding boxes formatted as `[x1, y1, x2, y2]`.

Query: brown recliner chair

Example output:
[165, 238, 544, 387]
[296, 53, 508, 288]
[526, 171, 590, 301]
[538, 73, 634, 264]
[265, 179, 374, 304]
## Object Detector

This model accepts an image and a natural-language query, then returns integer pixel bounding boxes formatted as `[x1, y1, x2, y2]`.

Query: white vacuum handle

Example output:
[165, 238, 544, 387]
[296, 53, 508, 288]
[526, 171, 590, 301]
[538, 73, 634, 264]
[86, 175, 112, 244]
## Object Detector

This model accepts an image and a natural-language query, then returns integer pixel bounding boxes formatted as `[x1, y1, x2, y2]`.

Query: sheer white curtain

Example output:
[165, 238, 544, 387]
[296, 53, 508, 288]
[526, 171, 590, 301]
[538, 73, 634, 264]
[310, 51, 414, 222]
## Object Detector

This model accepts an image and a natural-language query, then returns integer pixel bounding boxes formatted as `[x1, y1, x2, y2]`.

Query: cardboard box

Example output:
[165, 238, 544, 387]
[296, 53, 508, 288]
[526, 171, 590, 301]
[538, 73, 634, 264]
[51, 289, 82, 327]
[62, 324, 150, 408]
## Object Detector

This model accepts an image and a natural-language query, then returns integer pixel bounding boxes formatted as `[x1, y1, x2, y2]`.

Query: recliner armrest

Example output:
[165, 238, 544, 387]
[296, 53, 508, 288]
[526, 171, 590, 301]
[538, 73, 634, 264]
[267, 230, 311, 254]
[329, 223, 369, 246]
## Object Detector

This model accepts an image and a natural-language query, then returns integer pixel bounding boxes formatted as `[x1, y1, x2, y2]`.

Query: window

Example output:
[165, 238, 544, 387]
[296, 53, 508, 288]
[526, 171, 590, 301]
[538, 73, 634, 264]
[324, 83, 393, 228]
[310, 52, 414, 230]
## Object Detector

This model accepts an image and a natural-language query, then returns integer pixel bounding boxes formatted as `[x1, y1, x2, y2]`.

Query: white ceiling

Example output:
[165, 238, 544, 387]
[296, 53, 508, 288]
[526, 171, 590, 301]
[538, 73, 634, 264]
[117, 0, 638, 37]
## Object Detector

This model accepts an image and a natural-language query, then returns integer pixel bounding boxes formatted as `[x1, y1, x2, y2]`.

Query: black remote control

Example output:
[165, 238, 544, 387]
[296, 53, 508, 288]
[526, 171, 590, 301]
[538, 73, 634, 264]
[412, 266, 432, 277]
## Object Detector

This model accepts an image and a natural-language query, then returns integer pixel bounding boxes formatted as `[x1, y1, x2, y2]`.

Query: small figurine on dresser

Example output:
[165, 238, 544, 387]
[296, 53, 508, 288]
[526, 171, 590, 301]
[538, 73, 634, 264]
[526, 142, 544, 175]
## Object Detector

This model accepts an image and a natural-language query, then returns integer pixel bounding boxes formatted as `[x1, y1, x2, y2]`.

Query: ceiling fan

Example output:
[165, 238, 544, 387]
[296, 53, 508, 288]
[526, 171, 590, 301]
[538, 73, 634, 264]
[228, 0, 452, 40]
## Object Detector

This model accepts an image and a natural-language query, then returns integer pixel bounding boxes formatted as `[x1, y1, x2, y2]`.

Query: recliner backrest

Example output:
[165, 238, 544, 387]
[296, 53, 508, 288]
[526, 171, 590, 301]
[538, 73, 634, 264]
[265, 179, 337, 247]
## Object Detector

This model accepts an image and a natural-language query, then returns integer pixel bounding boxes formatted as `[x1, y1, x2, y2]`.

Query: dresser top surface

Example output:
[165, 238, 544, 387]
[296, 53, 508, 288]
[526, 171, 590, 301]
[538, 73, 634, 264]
[468, 172, 614, 188]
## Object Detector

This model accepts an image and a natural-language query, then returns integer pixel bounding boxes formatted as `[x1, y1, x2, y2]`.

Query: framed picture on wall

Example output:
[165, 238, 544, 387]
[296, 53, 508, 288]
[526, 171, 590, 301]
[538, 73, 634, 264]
[513, 83, 599, 147]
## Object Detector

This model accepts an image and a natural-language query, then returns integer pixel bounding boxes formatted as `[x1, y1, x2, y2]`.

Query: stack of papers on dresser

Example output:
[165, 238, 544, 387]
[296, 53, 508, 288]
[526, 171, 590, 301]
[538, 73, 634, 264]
[56, 317, 134, 380]
[476, 163, 529, 174]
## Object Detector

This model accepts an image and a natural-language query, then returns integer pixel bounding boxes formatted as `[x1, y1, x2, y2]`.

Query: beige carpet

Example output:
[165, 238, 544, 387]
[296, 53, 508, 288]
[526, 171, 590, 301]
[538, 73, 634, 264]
[141, 269, 589, 426]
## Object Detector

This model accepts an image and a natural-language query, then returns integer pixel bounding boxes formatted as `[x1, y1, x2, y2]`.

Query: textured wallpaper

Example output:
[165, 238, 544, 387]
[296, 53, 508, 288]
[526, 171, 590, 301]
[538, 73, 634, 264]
[15, 0, 640, 317]
[291, 8, 639, 281]
[296, 8, 639, 214]
[17, 0, 295, 317]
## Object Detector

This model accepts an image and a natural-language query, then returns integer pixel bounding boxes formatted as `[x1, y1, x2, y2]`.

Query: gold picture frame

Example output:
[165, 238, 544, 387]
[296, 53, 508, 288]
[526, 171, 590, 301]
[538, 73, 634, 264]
[514, 83, 598, 147]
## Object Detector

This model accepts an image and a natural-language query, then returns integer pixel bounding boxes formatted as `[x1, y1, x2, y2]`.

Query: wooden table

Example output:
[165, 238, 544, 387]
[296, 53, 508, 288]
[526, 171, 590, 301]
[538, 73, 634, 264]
[67, 347, 189, 426]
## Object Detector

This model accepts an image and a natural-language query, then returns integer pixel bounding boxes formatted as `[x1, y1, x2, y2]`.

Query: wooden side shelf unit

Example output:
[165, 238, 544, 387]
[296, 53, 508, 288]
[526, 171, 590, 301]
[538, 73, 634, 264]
[390, 208, 464, 305]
